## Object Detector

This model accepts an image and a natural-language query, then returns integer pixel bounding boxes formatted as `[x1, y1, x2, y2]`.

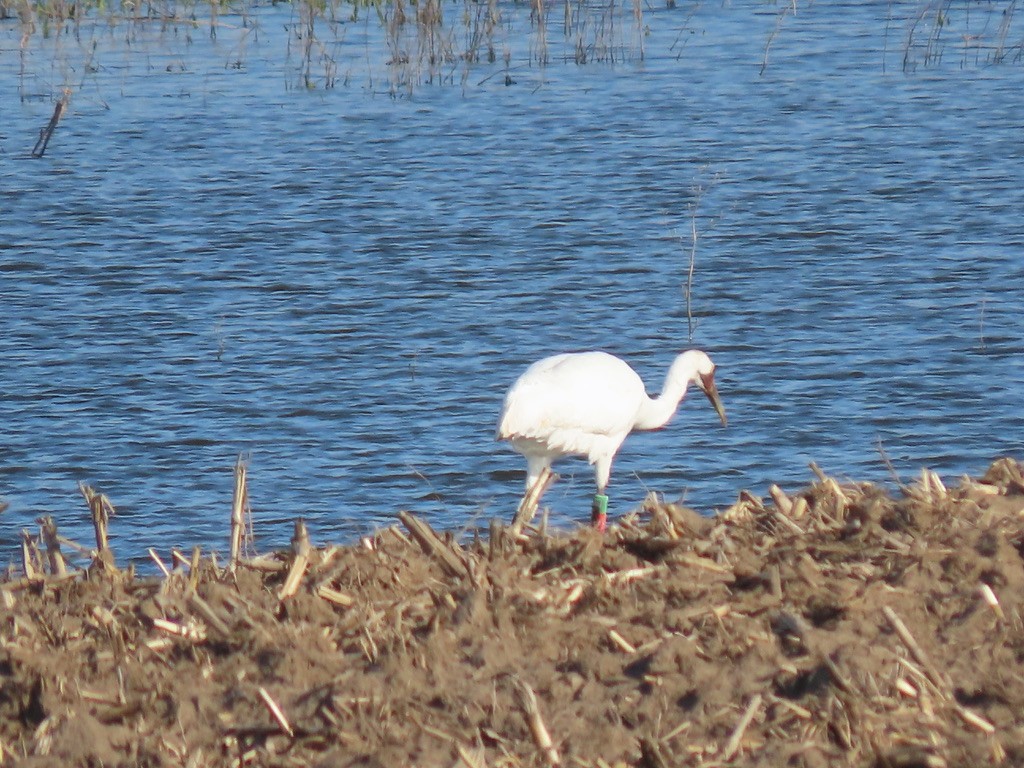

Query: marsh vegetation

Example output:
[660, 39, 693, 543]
[2, 0, 1023, 95]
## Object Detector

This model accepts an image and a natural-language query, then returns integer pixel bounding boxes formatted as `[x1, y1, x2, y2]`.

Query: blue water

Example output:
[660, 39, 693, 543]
[1, 0, 1022, 564]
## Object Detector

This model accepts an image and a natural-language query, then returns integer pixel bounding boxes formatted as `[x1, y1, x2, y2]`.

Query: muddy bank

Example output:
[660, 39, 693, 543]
[3, 459, 1024, 767]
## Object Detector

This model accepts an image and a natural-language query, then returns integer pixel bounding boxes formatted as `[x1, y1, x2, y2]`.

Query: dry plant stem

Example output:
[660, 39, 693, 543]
[769, 484, 805, 535]
[608, 628, 636, 654]
[399, 511, 469, 578]
[188, 547, 202, 589]
[4, 457, 1023, 766]
[20, 530, 38, 579]
[279, 519, 312, 600]
[514, 678, 560, 766]
[148, 548, 171, 578]
[31, 88, 70, 158]
[258, 687, 294, 737]
[809, 461, 828, 483]
[686, 206, 697, 340]
[187, 591, 232, 638]
[153, 617, 206, 642]
[38, 516, 67, 576]
[955, 706, 995, 734]
[882, 606, 947, 691]
[230, 455, 249, 568]
[638, 736, 670, 768]
[488, 517, 504, 561]
[722, 693, 763, 761]
[511, 466, 555, 534]
[769, 484, 793, 515]
[455, 743, 487, 768]
[79, 483, 116, 570]
[315, 584, 354, 607]
[978, 583, 1005, 621]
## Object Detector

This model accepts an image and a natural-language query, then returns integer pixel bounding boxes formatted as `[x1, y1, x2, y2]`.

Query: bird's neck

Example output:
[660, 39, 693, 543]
[634, 376, 691, 431]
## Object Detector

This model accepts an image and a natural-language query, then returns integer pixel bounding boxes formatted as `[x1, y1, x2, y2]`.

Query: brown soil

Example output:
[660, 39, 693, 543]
[4, 459, 1024, 768]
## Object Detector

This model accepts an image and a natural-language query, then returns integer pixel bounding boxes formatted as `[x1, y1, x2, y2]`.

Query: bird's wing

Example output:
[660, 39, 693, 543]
[497, 352, 644, 456]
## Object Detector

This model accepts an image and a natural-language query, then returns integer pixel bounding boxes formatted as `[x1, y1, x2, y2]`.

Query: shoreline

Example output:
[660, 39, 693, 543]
[3, 458, 1024, 766]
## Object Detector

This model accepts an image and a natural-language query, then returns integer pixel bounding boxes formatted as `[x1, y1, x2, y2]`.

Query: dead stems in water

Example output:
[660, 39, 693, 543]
[31, 88, 69, 158]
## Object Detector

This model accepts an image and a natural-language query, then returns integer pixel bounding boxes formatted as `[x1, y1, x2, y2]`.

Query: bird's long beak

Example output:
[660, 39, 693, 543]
[700, 372, 727, 427]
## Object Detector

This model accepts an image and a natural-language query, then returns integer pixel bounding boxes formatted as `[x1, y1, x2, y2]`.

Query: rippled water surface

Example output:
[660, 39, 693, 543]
[2, 0, 1022, 563]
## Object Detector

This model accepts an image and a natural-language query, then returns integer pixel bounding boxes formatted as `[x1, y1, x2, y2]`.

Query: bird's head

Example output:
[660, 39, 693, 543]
[676, 350, 727, 427]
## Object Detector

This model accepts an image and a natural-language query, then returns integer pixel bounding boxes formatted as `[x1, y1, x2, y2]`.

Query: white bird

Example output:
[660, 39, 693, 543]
[497, 349, 726, 531]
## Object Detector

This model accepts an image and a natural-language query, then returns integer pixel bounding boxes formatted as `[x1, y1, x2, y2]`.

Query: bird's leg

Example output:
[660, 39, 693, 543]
[591, 493, 608, 532]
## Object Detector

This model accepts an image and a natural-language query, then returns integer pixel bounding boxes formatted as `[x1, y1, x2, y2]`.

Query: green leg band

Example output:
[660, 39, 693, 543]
[591, 494, 609, 531]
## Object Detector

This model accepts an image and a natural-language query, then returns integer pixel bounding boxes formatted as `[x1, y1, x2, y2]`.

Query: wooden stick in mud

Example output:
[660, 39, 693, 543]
[31, 89, 70, 158]
[511, 466, 556, 534]
[278, 519, 312, 600]
[38, 516, 67, 577]
[514, 678, 560, 766]
[399, 511, 468, 578]
[230, 455, 249, 568]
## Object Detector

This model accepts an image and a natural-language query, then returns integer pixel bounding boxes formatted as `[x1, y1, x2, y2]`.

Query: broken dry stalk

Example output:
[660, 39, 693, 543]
[153, 617, 207, 642]
[79, 483, 117, 570]
[955, 705, 996, 734]
[316, 583, 354, 608]
[148, 548, 171, 578]
[606, 565, 663, 586]
[258, 687, 295, 737]
[20, 530, 39, 579]
[722, 693, 762, 761]
[514, 678, 560, 766]
[769, 484, 793, 515]
[230, 455, 249, 568]
[883, 606, 947, 691]
[455, 744, 487, 768]
[279, 519, 312, 600]
[768, 484, 805, 535]
[511, 466, 556, 534]
[608, 628, 636, 654]
[31, 88, 70, 158]
[895, 678, 919, 698]
[188, 546, 202, 589]
[187, 591, 232, 638]
[978, 583, 1005, 621]
[918, 468, 947, 502]
[37, 516, 67, 577]
[399, 510, 469, 578]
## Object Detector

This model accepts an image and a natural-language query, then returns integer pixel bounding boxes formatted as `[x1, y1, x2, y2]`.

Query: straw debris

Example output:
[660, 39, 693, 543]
[3, 458, 1024, 766]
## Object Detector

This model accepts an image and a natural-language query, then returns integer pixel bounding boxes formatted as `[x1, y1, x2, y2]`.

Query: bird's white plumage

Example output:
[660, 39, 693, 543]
[497, 349, 725, 501]
[498, 352, 642, 453]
